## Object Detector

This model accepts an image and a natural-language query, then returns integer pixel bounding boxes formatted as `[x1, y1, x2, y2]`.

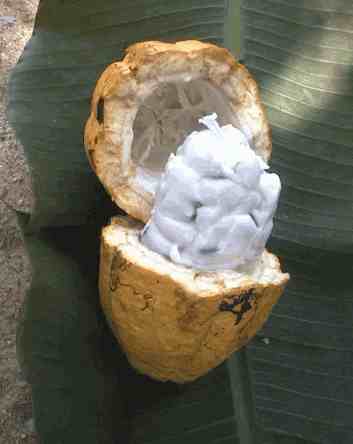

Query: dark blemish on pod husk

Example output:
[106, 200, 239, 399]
[109, 252, 128, 292]
[97, 98, 104, 124]
[219, 290, 255, 325]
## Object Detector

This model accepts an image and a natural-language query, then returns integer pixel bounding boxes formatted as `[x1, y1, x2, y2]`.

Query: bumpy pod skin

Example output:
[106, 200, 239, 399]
[100, 217, 289, 383]
[84, 40, 272, 223]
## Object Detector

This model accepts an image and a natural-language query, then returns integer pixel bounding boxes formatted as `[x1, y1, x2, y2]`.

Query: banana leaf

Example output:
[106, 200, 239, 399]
[241, 1, 353, 443]
[8, 0, 353, 443]
[16, 210, 130, 444]
[9, 1, 246, 443]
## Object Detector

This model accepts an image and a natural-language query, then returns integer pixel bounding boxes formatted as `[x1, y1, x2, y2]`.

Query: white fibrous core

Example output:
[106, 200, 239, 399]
[140, 113, 281, 271]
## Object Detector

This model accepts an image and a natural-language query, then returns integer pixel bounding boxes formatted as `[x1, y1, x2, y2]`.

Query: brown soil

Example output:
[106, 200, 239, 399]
[0, 1, 39, 442]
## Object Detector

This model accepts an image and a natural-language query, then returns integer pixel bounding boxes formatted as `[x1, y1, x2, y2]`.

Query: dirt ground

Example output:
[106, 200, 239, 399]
[0, 1, 39, 442]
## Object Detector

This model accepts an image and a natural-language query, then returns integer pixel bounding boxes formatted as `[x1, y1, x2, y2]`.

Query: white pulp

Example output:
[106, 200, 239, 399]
[141, 113, 281, 271]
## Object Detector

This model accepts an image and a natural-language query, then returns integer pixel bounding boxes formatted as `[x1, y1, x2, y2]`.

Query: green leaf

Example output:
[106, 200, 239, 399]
[16, 219, 130, 443]
[10, 1, 251, 444]
[241, 1, 353, 442]
[241, 0, 353, 253]
[9, 0, 353, 443]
